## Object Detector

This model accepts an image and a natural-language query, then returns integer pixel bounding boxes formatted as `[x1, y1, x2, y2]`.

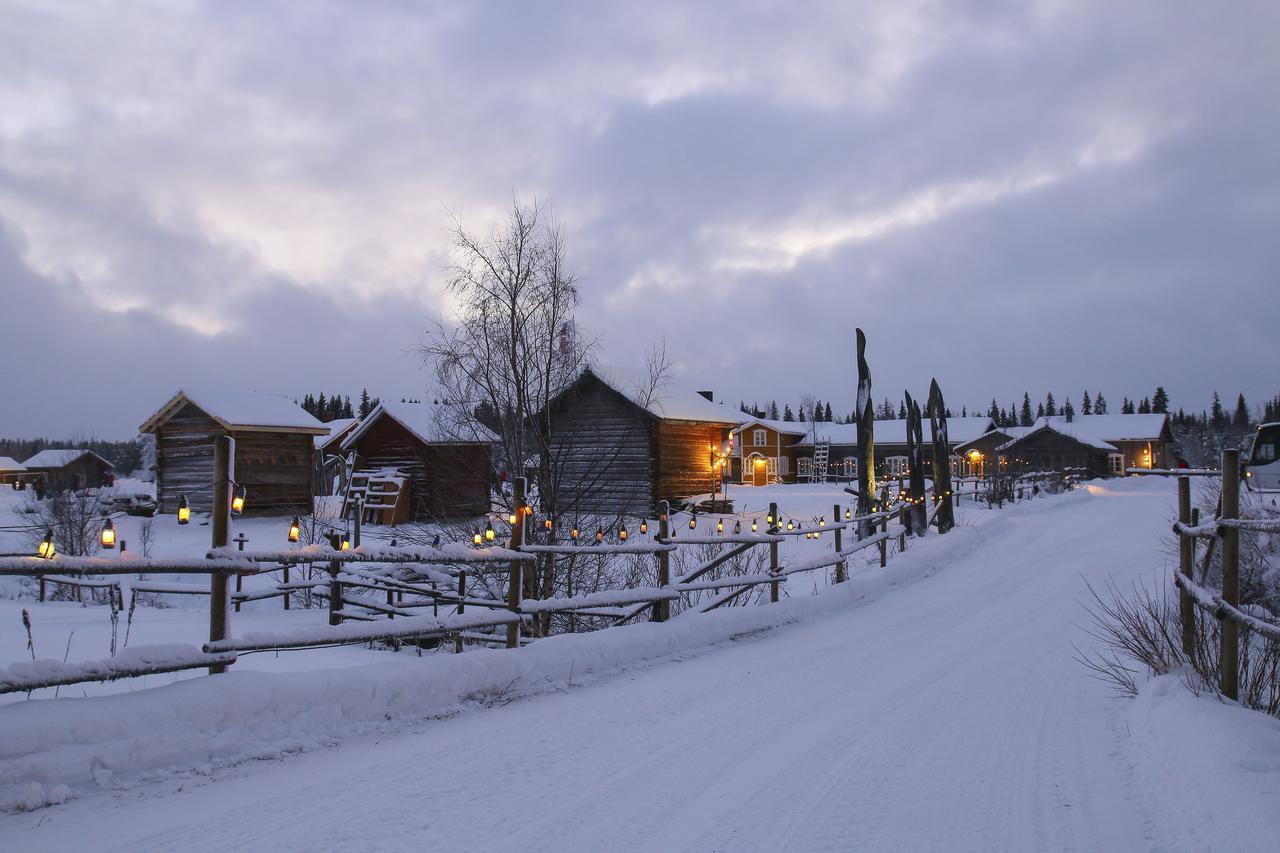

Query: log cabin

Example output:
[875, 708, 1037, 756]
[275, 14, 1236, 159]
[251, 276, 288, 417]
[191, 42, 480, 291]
[20, 449, 115, 491]
[542, 367, 745, 517]
[957, 413, 1174, 478]
[338, 401, 496, 522]
[992, 423, 1112, 476]
[140, 389, 329, 517]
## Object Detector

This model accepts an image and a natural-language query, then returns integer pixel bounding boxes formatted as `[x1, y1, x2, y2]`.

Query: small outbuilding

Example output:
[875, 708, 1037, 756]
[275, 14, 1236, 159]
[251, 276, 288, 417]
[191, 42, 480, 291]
[21, 449, 115, 491]
[338, 401, 496, 522]
[140, 388, 329, 517]
[0, 457, 28, 487]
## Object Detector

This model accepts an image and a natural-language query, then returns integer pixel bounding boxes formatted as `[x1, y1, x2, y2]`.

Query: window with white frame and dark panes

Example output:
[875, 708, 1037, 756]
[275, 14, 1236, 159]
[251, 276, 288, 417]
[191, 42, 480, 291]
[752, 428, 767, 447]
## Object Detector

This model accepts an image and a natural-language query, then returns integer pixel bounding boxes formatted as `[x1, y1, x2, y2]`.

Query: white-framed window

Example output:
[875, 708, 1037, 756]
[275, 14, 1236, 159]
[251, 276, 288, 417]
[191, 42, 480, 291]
[842, 457, 857, 479]
[752, 428, 767, 447]
[1108, 453, 1124, 474]
[885, 456, 908, 477]
[798, 457, 813, 479]
[949, 455, 963, 478]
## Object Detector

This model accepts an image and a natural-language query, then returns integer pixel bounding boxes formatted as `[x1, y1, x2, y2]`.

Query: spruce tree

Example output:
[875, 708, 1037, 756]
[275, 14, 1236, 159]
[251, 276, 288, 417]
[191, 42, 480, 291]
[783, 404, 794, 422]
[359, 388, 372, 418]
[1037, 402, 1045, 419]
[769, 401, 780, 420]
[1020, 393, 1033, 426]
[1081, 391, 1092, 416]
[824, 402, 833, 422]
[1152, 387, 1169, 414]
[1211, 392, 1224, 428]
[1234, 394, 1249, 429]
[1095, 392, 1108, 414]
[1063, 398, 1075, 421]
[1045, 392, 1057, 417]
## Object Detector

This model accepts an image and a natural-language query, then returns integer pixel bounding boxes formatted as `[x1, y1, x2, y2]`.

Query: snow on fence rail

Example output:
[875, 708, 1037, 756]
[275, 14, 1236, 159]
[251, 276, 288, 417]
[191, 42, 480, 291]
[1170, 449, 1280, 702]
[1, 645, 238, 695]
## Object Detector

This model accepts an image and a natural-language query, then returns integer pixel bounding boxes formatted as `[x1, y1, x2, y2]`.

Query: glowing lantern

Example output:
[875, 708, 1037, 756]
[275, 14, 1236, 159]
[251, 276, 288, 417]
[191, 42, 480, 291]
[340, 534, 351, 551]
[639, 519, 648, 535]
[689, 514, 698, 531]
[473, 531, 483, 546]
[544, 517, 554, 531]
[844, 507, 851, 521]
[230, 485, 246, 517]
[177, 494, 190, 525]
[288, 516, 301, 543]
[485, 523, 496, 543]
[571, 525, 580, 540]
[716, 519, 724, 533]
[100, 517, 116, 550]
[595, 527, 604, 543]
[509, 512, 518, 525]
[619, 527, 629, 541]
[751, 519, 758, 533]
[37, 529, 55, 559]
[786, 520, 795, 531]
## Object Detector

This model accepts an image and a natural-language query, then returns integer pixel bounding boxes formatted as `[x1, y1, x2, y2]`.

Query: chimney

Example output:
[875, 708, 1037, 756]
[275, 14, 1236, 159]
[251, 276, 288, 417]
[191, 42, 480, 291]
[697, 390, 714, 402]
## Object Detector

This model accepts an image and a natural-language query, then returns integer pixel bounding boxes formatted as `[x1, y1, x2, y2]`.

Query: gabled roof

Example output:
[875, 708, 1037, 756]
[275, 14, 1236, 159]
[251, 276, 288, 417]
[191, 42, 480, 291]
[792, 417, 996, 447]
[340, 401, 499, 450]
[1037, 413, 1169, 442]
[996, 422, 1117, 453]
[580, 366, 747, 425]
[0, 456, 27, 473]
[316, 418, 360, 450]
[140, 388, 329, 436]
[733, 417, 809, 437]
[22, 449, 115, 470]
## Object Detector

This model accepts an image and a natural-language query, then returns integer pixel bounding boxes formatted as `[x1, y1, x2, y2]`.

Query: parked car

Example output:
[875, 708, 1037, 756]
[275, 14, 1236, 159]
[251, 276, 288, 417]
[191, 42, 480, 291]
[108, 493, 158, 517]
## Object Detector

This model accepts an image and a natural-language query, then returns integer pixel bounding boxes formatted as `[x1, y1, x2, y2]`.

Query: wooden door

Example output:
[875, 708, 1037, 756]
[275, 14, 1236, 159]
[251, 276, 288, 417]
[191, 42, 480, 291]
[752, 456, 767, 487]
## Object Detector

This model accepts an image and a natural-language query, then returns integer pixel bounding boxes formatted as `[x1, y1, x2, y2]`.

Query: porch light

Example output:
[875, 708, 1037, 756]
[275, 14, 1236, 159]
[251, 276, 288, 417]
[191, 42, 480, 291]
[288, 516, 301, 543]
[100, 517, 116, 549]
[230, 485, 246, 517]
[177, 495, 190, 525]
[37, 529, 55, 559]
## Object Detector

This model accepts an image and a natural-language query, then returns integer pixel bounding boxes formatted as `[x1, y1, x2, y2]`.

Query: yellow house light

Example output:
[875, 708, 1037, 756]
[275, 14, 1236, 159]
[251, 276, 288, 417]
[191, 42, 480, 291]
[230, 485, 246, 517]
[100, 517, 116, 549]
[177, 494, 191, 525]
[288, 516, 301, 543]
[37, 528, 55, 559]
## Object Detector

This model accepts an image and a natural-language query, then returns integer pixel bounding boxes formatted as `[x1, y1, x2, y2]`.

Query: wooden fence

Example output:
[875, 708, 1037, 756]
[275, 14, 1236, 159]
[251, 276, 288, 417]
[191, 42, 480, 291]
[2, 474, 970, 697]
[1169, 448, 1280, 701]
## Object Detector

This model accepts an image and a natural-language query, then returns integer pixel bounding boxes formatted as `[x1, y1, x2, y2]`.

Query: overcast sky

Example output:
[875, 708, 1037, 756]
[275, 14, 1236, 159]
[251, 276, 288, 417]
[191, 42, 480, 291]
[2, 1, 1277, 439]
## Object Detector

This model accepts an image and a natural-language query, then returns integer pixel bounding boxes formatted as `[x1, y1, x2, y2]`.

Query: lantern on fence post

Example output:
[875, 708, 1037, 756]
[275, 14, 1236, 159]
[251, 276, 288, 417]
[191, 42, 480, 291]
[230, 485, 246, 517]
[339, 532, 351, 551]
[473, 530, 483, 546]
[639, 519, 648, 535]
[509, 511, 518, 525]
[177, 494, 190, 525]
[845, 507, 851, 521]
[37, 528, 55, 559]
[485, 522, 496, 543]
[288, 516, 301, 543]
[100, 517, 116, 550]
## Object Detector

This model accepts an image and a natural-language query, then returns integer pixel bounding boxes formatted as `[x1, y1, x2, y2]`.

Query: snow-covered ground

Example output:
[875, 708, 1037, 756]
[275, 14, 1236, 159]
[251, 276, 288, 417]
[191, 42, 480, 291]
[4, 478, 1280, 850]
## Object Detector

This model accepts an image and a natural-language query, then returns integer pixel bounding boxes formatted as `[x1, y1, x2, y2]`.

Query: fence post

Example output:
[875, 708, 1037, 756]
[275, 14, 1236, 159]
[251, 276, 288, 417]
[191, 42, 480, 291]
[654, 501, 671, 622]
[1177, 476, 1195, 656]
[769, 501, 780, 603]
[1220, 449, 1240, 701]
[328, 546, 342, 627]
[506, 477, 525, 649]
[209, 435, 233, 674]
[455, 569, 466, 653]
[833, 503, 845, 583]
[233, 533, 247, 613]
[353, 496, 362, 548]
[879, 511, 888, 568]
[282, 563, 290, 610]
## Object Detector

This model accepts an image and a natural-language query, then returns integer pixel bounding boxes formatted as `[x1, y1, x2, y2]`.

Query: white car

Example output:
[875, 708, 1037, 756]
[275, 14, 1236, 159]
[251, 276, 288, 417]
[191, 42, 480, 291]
[1246, 422, 1280, 494]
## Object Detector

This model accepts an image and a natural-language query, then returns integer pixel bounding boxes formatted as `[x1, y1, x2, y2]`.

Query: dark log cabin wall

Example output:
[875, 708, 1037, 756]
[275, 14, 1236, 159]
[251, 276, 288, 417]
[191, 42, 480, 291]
[655, 420, 729, 505]
[155, 402, 314, 516]
[548, 378, 654, 518]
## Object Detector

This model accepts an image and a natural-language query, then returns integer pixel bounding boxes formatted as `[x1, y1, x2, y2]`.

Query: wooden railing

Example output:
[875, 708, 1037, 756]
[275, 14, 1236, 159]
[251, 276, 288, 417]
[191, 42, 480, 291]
[2, 476, 976, 697]
[1169, 448, 1280, 701]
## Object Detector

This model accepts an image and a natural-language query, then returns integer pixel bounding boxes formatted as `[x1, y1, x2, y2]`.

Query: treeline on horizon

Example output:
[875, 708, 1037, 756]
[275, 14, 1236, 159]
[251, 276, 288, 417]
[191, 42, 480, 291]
[738, 388, 1280, 430]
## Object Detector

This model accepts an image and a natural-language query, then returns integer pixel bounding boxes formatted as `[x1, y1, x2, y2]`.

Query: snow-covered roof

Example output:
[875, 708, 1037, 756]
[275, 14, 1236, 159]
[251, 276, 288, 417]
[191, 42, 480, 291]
[0, 456, 27, 473]
[793, 417, 995, 447]
[140, 388, 329, 436]
[587, 366, 747, 425]
[732, 417, 809, 437]
[22, 449, 114, 470]
[991, 414, 1168, 453]
[340, 401, 500, 450]
[316, 418, 360, 449]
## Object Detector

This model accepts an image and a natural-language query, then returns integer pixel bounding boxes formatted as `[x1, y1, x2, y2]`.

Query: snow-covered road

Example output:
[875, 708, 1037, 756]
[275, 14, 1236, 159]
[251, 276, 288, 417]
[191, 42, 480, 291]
[8, 479, 1280, 851]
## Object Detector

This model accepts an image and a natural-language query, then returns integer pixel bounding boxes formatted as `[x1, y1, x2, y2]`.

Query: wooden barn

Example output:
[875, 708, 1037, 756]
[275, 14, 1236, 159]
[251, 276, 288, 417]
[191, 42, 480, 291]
[21, 449, 115, 491]
[993, 423, 1111, 476]
[338, 401, 496, 522]
[140, 389, 329, 517]
[958, 413, 1174, 478]
[543, 367, 745, 517]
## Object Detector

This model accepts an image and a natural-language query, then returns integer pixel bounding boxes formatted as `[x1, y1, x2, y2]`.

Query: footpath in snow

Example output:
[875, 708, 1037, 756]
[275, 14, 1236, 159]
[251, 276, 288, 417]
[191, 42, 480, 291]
[4, 478, 1280, 851]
